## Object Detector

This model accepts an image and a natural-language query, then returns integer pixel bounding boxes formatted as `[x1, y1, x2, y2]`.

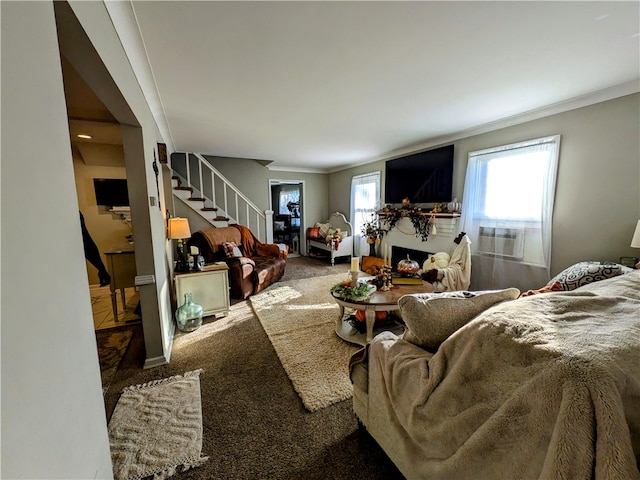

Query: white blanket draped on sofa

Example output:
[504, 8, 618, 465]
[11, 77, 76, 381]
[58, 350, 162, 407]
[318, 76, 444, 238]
[365, 271, 640, 479]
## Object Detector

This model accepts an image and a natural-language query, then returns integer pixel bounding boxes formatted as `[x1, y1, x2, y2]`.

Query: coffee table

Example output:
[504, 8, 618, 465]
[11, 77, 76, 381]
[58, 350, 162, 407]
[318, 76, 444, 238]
[331, 280, 434, 345]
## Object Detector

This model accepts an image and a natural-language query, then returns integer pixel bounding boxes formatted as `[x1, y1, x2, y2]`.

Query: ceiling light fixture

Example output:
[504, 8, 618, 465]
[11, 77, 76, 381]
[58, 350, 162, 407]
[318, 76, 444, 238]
[77, 134, 92, 139]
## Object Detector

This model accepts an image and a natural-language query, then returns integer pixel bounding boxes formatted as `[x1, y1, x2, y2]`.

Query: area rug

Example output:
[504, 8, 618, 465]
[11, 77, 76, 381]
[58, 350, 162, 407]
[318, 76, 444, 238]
[96, 327, 134, 395]
[108, 369, 208, 480]
[250, 272, 359, 412]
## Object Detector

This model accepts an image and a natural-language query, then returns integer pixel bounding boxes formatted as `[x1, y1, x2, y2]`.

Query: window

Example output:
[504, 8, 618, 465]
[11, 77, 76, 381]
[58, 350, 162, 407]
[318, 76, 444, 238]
[350, 172, 380, 255]
[461, 135, 560, 289]
[278, 186, 299, 215]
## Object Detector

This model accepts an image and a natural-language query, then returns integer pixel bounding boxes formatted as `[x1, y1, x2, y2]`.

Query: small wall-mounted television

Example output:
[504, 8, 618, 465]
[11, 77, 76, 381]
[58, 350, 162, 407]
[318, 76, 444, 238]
[93, 178, 130, 207]
[384, 144, 454, 204]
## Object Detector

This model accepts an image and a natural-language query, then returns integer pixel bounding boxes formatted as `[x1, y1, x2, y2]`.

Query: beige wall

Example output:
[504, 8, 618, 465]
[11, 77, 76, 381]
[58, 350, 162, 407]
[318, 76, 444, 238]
[1, 2, 113, 477]
[73, 149, 132, 285]
[329, 93, 640, 277]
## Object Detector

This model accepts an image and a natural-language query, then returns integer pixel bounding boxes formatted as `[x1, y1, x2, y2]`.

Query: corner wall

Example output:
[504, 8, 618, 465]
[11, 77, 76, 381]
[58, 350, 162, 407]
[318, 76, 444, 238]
[1, 2, 113, 477]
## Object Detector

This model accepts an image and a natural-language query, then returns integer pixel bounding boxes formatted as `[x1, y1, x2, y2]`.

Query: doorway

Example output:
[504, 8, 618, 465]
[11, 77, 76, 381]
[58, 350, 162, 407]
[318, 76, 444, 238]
[270, 180, 304, 255]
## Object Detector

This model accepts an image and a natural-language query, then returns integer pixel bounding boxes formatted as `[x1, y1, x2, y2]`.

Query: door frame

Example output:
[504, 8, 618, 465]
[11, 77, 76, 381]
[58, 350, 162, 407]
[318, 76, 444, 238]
[269, 179, 306, 255]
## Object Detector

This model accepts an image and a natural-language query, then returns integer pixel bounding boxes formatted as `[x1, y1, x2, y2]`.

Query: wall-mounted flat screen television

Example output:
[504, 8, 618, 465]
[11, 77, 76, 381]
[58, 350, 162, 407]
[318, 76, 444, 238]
[93, 178, 130, 207]
[384, 144, 454, 204]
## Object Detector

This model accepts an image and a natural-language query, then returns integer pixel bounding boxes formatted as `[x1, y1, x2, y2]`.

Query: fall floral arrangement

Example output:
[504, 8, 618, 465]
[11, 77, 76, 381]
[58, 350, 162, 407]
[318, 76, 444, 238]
[361, 214, 383, 245]
[330, 279, 375, 301]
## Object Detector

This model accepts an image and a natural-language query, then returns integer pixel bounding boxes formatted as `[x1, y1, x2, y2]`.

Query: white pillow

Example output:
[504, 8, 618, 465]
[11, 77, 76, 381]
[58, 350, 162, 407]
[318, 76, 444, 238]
[274, 221, 286, 232]
[399, 288, 520, 350]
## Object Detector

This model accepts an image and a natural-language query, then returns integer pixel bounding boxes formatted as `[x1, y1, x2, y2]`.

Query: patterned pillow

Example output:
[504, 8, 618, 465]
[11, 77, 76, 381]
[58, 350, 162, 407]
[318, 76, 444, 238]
[222, 241, 243, 258]
[307, 227, 320, 239]
[315, 222, 332, 238]
[548, 261, 633, 291]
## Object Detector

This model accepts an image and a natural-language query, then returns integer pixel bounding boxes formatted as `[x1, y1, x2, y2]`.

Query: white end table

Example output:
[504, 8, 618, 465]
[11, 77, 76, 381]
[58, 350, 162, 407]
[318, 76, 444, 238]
[174, 263, 230, 318]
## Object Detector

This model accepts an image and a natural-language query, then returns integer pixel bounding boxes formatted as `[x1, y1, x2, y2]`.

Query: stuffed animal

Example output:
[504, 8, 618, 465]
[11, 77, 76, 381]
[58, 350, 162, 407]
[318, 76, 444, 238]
[423, 252, 450, 272]
[327, 228, 342, 249]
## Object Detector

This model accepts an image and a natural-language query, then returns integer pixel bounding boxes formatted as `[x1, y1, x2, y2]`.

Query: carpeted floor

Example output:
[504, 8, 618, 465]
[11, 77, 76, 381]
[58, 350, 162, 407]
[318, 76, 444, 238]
[103, 255, 404, 479]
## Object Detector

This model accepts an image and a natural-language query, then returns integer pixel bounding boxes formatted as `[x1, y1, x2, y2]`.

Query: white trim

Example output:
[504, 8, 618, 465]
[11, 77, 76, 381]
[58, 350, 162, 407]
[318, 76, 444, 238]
[144, 354, 169, 369]
[328, 80, 638, 174]
[105, 1, 175, 152]
[268, 179, 307, 255]
[267, 165, 327, 174]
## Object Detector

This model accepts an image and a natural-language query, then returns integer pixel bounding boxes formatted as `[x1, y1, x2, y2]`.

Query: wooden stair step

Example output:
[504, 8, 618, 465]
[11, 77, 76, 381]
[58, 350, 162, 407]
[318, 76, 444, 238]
[174, 186, 193, 192]
[201, 207, 218, 212]
[213, 216, 229, 221]
[189, 197, 206, 202]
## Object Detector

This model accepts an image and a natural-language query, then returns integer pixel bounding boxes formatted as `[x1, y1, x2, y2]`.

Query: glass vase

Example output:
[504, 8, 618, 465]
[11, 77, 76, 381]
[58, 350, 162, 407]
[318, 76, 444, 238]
[175, 292, 203, 332]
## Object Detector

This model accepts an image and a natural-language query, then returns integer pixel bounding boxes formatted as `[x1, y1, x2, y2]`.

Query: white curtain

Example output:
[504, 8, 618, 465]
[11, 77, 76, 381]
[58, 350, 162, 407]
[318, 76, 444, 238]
[461, 135, 560, 291]
[350, 172, 381, 256]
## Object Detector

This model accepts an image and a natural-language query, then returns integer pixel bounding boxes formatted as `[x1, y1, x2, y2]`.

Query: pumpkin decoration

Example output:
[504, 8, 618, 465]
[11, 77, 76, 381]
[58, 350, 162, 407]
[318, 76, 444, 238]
[423, 252, 450, 272]
[397, 254, 420, 275]
[355, 310, 388, 322]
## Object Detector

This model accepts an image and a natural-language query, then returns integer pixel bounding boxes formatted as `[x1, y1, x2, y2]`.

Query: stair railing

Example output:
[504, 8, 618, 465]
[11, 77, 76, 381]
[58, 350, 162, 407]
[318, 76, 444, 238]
[174, 152, 274, 243]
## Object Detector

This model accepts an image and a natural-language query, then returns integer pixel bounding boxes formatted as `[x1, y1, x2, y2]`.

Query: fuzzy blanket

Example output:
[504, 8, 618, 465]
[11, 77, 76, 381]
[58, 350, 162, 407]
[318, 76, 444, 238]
[231, 224, 287, 260]
[368, 271, 640, 479]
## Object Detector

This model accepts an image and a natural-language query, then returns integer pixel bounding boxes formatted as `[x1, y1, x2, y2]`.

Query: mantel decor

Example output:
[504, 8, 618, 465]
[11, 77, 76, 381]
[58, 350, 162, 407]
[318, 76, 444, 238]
[376, 201, 461, 242]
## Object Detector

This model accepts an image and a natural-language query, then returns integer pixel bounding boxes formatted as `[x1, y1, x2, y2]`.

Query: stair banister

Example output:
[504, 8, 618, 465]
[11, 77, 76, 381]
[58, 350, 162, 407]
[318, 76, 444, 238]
[191, 153, 274, 243]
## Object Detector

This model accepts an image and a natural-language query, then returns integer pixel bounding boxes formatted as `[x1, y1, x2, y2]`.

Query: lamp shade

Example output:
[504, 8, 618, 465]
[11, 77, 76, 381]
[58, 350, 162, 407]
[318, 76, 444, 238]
[168, 217, 191, 240]
[631, 220, 640, 248]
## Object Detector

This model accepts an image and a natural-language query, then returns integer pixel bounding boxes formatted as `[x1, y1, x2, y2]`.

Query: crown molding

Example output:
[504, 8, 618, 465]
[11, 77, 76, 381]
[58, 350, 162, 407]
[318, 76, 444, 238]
[104, 1, 175, 152]
[328, 80, 639, 174]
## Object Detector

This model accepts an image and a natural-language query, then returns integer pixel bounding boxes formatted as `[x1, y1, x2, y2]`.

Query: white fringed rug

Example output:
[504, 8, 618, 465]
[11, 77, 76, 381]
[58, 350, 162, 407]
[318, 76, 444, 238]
[250, 272, 359, 412]
[108, 370, 208, 480]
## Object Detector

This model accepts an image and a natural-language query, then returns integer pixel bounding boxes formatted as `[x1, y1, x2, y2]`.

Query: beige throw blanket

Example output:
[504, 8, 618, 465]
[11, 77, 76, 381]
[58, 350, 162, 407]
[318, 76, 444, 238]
[434, 234, 471, 291]
[369, 271, 640, 479]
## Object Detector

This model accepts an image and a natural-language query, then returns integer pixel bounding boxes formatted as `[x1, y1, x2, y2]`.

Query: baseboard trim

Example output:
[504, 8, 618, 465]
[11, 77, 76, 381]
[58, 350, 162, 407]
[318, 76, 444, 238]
[144, 354, 168, 369]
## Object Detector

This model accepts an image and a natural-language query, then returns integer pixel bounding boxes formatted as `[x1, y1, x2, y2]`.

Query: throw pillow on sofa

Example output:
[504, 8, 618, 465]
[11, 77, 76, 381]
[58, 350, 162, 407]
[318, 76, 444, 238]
[399, 288, 520, 351]
[222, 241, 243, 258]
[548, 261, 633, 291]
[307, 227, 320, 239]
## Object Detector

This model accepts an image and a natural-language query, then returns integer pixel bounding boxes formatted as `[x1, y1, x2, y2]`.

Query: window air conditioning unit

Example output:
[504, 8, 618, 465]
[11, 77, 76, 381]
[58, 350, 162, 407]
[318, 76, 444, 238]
[476, 227, 525, 260]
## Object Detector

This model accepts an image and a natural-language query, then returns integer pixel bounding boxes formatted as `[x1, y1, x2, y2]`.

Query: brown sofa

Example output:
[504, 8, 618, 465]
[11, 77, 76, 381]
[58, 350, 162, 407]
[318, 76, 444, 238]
[188, 224, 287, 299]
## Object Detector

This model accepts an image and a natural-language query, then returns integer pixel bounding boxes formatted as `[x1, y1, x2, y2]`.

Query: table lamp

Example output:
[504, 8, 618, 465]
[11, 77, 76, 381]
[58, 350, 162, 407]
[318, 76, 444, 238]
[168, 217, 191, 272]
[631, 219, 640, 269]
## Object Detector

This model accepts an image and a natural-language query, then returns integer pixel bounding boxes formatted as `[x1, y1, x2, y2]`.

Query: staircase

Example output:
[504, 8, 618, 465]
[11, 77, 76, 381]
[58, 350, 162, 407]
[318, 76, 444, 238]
[171, 152, 274, 243]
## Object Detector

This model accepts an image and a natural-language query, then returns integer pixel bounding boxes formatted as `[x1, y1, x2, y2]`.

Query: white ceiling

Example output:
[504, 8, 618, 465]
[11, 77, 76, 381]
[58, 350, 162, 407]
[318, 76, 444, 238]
[124, 1, 639, 172]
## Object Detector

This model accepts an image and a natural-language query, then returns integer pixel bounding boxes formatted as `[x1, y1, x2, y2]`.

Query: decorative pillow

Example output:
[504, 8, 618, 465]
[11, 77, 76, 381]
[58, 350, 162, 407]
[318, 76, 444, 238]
[548, 261, 633, 291]
[222, 241, 243, 258]
[315, 222, 332, 238]
[399, 288, 520, 350]
[274, 221, 286, 232]
[307, 227, 320, 239]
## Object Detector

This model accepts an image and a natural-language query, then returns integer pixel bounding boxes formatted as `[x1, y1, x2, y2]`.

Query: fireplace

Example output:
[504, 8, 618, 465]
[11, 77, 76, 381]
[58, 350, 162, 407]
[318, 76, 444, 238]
[391, 245, 433, 271]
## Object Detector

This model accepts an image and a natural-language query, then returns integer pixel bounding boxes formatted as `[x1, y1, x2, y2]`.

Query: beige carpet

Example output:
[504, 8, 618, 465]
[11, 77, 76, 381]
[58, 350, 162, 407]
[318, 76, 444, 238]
[250, 272, 360, 412]
[108, 369, 208, 480]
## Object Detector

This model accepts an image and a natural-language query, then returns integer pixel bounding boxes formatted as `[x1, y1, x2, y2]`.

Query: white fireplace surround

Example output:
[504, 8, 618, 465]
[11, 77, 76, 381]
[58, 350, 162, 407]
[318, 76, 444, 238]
[381, 217, 461, 259]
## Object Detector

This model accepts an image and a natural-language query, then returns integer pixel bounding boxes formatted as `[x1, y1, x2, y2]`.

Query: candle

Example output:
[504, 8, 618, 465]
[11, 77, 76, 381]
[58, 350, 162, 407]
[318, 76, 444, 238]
[190, 245, 199, 255]
[351, 257, 359, 272]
